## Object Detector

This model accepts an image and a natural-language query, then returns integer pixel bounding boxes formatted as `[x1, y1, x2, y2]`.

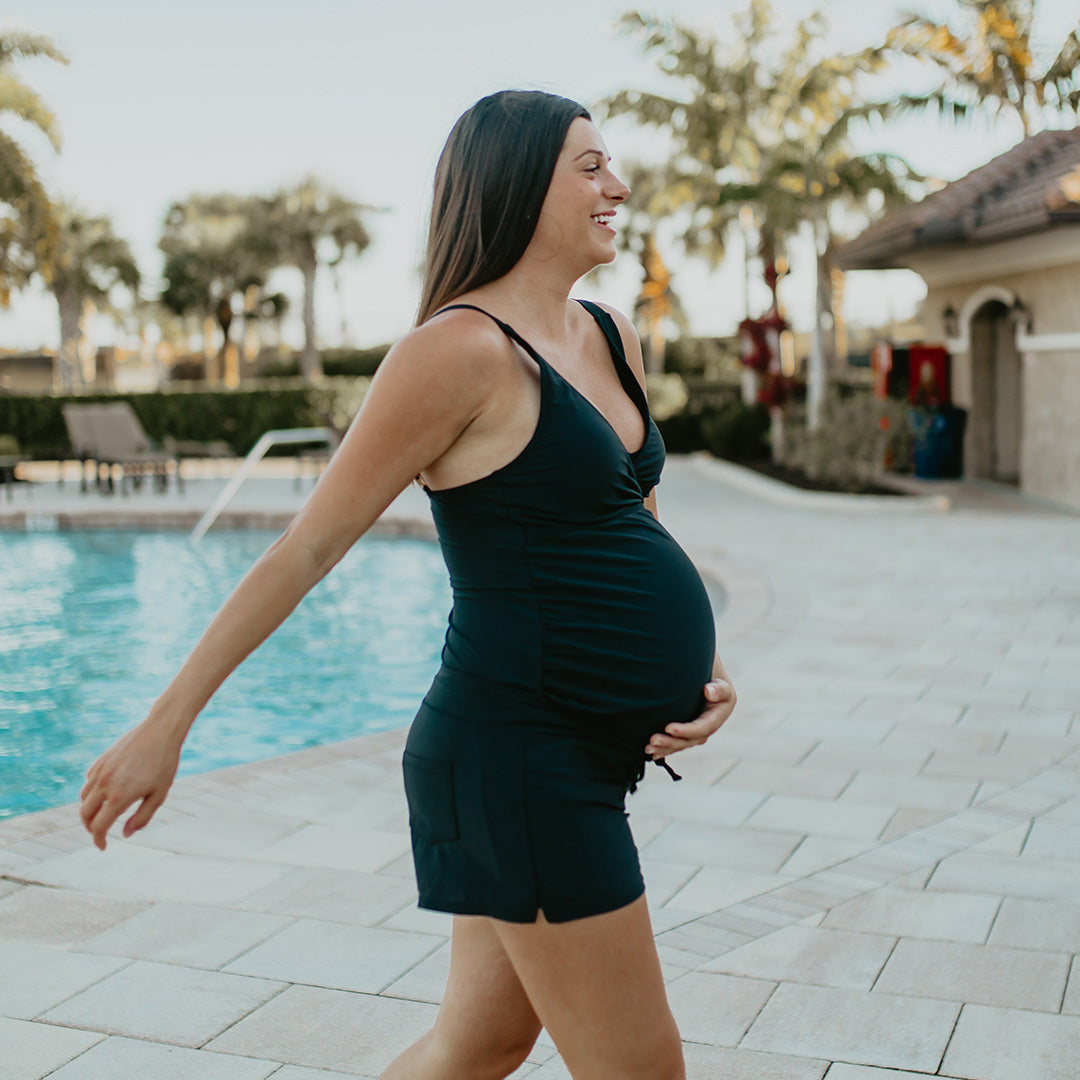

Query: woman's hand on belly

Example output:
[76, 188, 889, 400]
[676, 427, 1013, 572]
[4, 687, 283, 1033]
[644, 653, 736, 760]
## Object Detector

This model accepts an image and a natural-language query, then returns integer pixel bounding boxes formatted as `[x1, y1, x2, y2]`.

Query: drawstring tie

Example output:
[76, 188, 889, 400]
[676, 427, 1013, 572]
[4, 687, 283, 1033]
[627, 755, 682, 794]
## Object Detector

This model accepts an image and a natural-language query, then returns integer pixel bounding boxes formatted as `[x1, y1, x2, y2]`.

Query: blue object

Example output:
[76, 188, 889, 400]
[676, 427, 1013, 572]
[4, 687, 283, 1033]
[909, 406, 967, 479]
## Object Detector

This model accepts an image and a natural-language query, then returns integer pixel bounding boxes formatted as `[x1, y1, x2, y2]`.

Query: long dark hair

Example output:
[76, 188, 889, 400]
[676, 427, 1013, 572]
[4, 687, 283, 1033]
[416, 90, 590, 325]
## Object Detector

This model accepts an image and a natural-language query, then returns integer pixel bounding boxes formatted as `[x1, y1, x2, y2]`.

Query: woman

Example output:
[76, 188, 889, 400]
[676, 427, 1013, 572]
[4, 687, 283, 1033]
[80, 90, 736, 1080]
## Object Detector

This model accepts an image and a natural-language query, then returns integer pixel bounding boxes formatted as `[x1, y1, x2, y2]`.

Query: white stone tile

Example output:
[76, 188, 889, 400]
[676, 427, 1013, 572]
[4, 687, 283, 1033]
[664, 868, 795, 914]
[1064, 959, 1080, 1016]
[0, 1018, 103, 1080]
[639, 860, 699, 907]
[778, 838, 871, 877]
[0, 944, 127, 1019]
[941, 1002, 1080, 1080]
[642, 822, 803, 873]
[627, 782, 765, 826]
[205, 984, 436, 1075]
[255, 824, 409, 875]
[665, 971, 776, 1045]
[79, 901, 292, 968]
[223, 918, 442, 994]
[746, 796, 895, 841]
[875, 938, 1070, 1011]
[719, 761, 852, 799]
[840, 772, 977, 812]
[681, 1042, 828, 1079]
[1022, 821, 1080, 858]
[380, 940, 450, 1004]
[823, 1067, 944, 1079]
[989, 897, 1080, 951]
[41, 959, 284, 1047]
[822, 886, 1000, 943]
[703, 925, 894, 990]
[237, 865, 417, 927]
[12, 844, 173, 892]
[104, 852, 294, 905]
[929, 852, 1080, 901]
[0, 886, 149, 946]
[741, 984, 959, 1072]
[274, 1069, 375, 1080]
[44, 1036, 280, 1079]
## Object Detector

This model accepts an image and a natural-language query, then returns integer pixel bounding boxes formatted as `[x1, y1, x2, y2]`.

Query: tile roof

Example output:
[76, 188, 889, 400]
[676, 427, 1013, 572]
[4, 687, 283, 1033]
[836, 126, 1080, 270]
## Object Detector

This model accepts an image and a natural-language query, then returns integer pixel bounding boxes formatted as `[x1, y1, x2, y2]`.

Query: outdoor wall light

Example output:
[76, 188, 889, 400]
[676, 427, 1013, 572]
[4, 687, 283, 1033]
[1010, 296, 1034, 333]
[943, 304, 959, 338]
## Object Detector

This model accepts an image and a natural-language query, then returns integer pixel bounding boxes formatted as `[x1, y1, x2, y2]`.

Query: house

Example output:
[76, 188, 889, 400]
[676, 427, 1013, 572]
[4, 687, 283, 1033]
[837, 127, 1080, 510]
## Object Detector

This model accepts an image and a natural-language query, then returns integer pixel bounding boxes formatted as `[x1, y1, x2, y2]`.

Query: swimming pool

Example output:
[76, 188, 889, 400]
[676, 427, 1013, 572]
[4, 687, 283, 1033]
[0, 530, 450, 819]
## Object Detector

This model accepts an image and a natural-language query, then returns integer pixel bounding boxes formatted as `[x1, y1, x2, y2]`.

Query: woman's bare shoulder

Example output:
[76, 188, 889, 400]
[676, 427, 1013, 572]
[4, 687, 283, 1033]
[383, 307, 512, 384]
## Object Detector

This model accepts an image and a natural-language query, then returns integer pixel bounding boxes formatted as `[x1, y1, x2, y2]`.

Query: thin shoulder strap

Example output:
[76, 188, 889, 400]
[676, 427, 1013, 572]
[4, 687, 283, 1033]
[574, 299, 627, 364]
[433, 303, 547, 365]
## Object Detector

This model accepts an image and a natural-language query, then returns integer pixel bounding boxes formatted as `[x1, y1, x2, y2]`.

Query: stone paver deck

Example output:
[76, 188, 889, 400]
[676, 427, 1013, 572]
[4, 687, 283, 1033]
[2, 454, 1078, 1079]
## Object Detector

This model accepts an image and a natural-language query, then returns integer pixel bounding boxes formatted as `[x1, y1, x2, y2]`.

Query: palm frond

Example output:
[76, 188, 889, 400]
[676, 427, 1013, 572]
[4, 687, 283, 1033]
[0, 31, 69, 68]
[0, 73, 63, 150]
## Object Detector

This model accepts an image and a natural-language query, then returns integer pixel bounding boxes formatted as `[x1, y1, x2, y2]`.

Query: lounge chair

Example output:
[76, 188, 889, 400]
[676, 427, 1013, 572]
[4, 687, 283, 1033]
[62, 402, 182, 494]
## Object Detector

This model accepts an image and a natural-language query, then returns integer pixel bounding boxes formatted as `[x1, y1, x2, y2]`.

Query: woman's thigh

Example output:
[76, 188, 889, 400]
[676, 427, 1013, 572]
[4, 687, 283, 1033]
[435, 914, 542, 1060]
[491, 895, 684, 1080]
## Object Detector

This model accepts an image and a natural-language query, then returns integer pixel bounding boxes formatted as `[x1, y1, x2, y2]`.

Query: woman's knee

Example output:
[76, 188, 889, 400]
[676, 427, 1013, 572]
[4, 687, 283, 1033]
[431, 1015, 541, 1079]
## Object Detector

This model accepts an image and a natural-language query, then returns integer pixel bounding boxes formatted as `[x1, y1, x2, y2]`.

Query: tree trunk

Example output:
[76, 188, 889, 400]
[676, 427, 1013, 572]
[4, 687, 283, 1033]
[299, 247, 321, 383]
[807, 218, 828, 432]
[55, 287, 82, 393]
[212, 297, 234, 387]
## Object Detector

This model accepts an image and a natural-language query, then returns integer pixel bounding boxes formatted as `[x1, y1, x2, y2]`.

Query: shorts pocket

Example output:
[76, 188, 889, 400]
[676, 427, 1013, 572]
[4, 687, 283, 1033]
[402, 751, 459, 844]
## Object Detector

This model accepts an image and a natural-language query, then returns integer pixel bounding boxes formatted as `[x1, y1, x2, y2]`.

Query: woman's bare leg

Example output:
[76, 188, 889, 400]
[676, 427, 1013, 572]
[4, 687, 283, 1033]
[381, 914, 542, 1080]
[492, 895, 684, 1080]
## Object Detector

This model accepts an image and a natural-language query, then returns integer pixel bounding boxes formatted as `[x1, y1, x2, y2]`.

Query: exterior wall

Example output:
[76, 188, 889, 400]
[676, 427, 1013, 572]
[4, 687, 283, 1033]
[918, 262, 1080, 510]
[1023, 350, 1080, 508]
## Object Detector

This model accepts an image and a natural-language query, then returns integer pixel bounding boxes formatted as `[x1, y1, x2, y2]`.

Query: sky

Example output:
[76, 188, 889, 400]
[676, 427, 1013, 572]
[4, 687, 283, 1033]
[2, 0, 1079, 354]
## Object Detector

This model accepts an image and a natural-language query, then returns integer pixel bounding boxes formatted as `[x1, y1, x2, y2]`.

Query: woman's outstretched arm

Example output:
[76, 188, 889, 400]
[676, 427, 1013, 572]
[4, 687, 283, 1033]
[80, 317, 501, 849]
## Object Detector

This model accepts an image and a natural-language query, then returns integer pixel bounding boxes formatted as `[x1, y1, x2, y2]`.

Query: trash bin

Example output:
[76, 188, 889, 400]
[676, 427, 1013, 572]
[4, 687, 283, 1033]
[909, 406, 967, 479]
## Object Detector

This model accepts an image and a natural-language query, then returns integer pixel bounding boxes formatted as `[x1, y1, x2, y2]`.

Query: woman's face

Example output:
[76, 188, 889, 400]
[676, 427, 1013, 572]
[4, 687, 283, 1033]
[528, 117, 630, 273]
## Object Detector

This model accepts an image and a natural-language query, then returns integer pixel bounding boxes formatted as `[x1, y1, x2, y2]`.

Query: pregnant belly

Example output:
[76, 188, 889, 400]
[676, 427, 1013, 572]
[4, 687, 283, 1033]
[537, 519, 716, 731]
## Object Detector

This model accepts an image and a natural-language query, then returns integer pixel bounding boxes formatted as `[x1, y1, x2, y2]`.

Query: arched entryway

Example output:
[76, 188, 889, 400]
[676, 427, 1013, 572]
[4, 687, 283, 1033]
[969, 300, 1022, 484]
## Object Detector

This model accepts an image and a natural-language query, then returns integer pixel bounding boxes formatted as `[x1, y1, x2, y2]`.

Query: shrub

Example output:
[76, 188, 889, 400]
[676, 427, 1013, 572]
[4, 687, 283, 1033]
[0, 379, 370, 458]
[779, 392, 910, 491]
[699, 401, 771, 461]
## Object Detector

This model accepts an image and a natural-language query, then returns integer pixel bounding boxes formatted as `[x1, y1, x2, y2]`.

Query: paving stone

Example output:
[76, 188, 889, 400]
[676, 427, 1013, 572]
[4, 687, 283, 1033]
[639, 859, 700, 906]
[822, 886, 1000, 943]
[377, 900, 453, 936]
[719, 761, 852, 799]
[14, 844, 174, 892]
[989, 897, 1080, 951]
[664, 868, 795, 914]
[235, 866, 417, 926]
[41, 959, 284, 1047]
[0, 886, 149, 946]
[1063, 960, 1080, 1016]
[0, 943, 127, 1019]
[0, 1018, 103, 1080]
[876, 938, 1069, 1011]
[43, 1035, 280, 1079]
[642, 822, 803, 872]
[702, 925, 895, 990]
[102, 852, 295, 905]
[799, 744, 929, 776]
[941, 1002, 1080, 1080]
[628, 781, 765, 826]
[79, 900, 291, 968]
[205, 984, 436, 1074]
[922, 750, 1052, 781]
[1022, 821, 1080, 858]
[665, 971, 776, 1045]
[778, 838, 872, 878]
[930, 852, 1080, 901]
[274, 1069, 375, 1080]
[741, 984, 959, 1072]
[746, 796, 896, 841]
[223, 917, 442, 994]
[128, 807, 300, 859]
[380, 940, 450, 1004]
[841, 772, 978, 812]
[255, 824, 410, 874]
[823, 1067, 948, 1079]
[680, 1042, 828, 1079]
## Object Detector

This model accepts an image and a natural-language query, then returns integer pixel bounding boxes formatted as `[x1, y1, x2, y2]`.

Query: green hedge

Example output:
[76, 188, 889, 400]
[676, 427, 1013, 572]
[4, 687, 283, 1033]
[0, 379, 369, 458]
[260, 345, 390, 379]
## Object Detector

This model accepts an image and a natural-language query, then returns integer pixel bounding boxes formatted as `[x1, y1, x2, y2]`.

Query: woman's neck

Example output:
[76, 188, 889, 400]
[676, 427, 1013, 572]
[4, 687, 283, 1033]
[467, 263, 583, 347]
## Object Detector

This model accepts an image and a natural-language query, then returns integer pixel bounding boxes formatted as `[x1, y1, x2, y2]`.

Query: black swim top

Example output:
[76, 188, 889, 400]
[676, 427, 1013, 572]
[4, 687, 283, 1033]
[423, 299, 717, 784]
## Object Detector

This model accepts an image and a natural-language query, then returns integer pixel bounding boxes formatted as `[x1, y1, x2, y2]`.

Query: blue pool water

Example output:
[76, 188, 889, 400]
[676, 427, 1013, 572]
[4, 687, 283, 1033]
[0, 530, 451, 819]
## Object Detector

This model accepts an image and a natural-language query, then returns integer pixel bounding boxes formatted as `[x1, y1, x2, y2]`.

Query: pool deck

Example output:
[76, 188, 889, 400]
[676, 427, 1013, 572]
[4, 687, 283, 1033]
[2, 455, 1079, 1079]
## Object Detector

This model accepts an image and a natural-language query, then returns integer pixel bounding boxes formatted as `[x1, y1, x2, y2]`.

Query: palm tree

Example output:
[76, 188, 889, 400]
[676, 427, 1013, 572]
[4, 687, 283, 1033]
[259, 178, 374, 382]
[48, 202, 140, 390]
[0, 31, 68, 307]
[159, 193, 272, 384]
[886, 0, 1080, 137]
[603, 2, 920, 427]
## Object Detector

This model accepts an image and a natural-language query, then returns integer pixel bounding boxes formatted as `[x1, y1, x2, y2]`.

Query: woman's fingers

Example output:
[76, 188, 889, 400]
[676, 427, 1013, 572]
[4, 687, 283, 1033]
[643, 677, 737, 759]
[123, 792, 163, 838]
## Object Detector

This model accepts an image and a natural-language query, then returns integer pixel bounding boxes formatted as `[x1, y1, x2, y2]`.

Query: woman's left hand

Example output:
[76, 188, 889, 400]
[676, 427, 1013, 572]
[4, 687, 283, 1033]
[645, 660, 736, 760]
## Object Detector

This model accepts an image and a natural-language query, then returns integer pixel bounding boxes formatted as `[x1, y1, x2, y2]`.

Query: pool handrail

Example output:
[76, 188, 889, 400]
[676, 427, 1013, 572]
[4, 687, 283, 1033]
[190, 427, 335, 543]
